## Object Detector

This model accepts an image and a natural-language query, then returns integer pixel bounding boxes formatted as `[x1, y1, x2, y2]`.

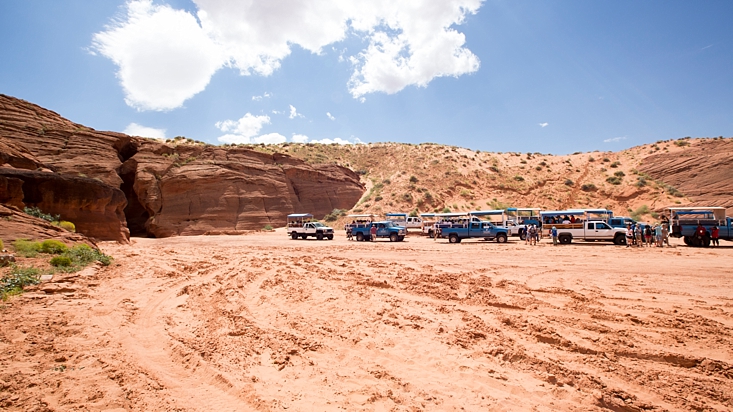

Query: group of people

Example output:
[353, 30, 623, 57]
[544, 215, 582, 225]
[524, 224, 540, 245]
[625, 222, 670, 248]
[695, 223, 721, 246]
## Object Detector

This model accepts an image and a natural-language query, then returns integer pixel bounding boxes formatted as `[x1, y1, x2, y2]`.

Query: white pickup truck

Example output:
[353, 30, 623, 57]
[287, 213, 335, 240]
[554, 221, 627, 245]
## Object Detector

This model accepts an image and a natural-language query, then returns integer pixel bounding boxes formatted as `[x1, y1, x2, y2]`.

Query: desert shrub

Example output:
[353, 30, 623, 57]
[409, 175, 419, 183]
[602, 158, 610, 162]
[610, 161, 620, 168]
[535, 166, 543, 171]
[63, 244, 112, 267]
[263, 224, 273, 231]
[50, 256, 73, 267]
[324, 209, 346, 222]
[614, 171, 625, 177]
[0, 239, 3, 251]
[489, 166, 499, 173]
[588, 156, 595, 162]
[59, 221, 76, 232]
[564, 179, 574, 186]
[581, 184, 597, 192]
[635, 177, 647, 188]
[514, 175, 524, 181]
[409, 209, 418, 217]
[606, 176, 622, 185]
[1, 265, 41, 300]
[674, 140, 689, 147]
[374, 196, 383, 202]
[24, 207, 60, 223]
[382, 179, 391, 185]
[40, 240, 68, 254]
[442, 207, 451, 213]
[13, 239, 41, 257]
[630, 205, 651, 221]
[460, 189, 471, 198]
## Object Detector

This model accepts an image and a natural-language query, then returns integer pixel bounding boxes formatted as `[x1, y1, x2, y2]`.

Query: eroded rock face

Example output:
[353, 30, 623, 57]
[0, 204, 96, 247]
[124, 142, 364, 237]
[639, 139, 733, 214]
[0, 94, 365, 239]
[0, 168, 129, 242]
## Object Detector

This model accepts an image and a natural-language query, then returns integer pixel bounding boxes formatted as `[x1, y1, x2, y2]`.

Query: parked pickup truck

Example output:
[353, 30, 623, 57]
[669, 207, 733, 247]
[439, 219, 508, 244]
[351, 221, 407, 242]
[287, 213, 334, 240]
[551, 220, 627, 245]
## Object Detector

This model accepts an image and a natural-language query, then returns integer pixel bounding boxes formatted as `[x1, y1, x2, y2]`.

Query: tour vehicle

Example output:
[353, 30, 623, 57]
[668, 207, 732, 247]
[539, 209, 626, 245]
[287, 213, 334, 240]
[435, 211, 509, 244]
[350, 220, 407, 242]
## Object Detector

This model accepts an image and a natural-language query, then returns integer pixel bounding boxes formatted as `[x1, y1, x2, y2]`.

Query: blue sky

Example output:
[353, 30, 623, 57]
[1, 0, 731, 154]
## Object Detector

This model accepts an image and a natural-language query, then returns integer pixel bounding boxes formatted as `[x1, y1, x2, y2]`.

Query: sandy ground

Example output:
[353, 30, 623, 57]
[2, 230, 733, 411]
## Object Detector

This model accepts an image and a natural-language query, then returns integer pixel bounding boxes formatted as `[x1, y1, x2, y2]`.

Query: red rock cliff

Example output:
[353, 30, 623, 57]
[0, 94, 365, 239]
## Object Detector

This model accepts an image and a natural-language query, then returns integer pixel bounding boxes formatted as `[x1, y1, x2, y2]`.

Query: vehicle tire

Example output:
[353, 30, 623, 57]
[291, 232, 298, 240]
[496, 234, 507, 243]
[683, 236, 691, 246]
[559, 235, 572, 244]
[449, 234, 460, 244]
[427, 229, 434, 238]
[316, 233, 323, 240]
[356, 232, 364, 242]
[301, 234, 308, 239]
[327, 235, 333, 240]
[703, 235, 711, 247]
[519, 229, 526, 241]
[390, 233, 398, 242]
[398, 236, 404, 242]
[614, 234, 626, 245]
[691, 236, 701, 247]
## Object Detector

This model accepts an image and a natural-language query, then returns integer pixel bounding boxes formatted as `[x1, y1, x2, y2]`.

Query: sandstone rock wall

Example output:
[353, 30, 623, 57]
[639, 139, 733, 214]
[0, 94, 365, 240]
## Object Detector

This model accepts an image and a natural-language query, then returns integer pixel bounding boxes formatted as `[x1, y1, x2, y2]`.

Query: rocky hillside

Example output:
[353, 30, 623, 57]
[0, 95, 364, 241]
[247, 137, 733, 224]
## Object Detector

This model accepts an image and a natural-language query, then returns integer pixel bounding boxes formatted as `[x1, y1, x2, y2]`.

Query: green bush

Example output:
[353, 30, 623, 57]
[581, 184, 597, 192]
[606, 176, 622, 185]
[1, 265, 41, 300]
[59, 221, 76, 232]
[23, 206, 60, 222]
[263, 224, 273, 231]
[50, 256, 73, 267]
[0, 239, 3, 251]
[62, 244, 112, 268]
[13, 239, 41, 257]
[564, 179, 574, 186]
[40, 240, 68, 254]
[442, 207, 451, 213]
[614, 171, 625, 177]
[610, 161, 620, 168]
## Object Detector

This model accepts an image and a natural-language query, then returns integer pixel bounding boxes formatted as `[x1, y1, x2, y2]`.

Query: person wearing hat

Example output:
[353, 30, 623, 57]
[625, 223, 634, 247]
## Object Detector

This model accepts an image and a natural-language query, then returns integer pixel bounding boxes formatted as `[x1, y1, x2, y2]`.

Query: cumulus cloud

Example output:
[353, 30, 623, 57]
[92, 0, 226, 111]
[216, 113, 276, 144]
[123, 122, 166, 139]
[603, 136, 627, 143]
[539, 122, 548, 128]
[291, 134, 309, 143]
[289, 105, 304, 119]
[94, 0, 483, 110]
[326, 112, 335, 120]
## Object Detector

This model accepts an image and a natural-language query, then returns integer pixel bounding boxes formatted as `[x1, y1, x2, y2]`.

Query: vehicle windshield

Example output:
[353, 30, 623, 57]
[311, 222, 325, 227]
[383, 222, 395, 228]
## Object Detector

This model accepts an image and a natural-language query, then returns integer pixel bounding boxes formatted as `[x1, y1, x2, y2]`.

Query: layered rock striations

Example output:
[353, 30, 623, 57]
[639, 139, 733, 213]
[0, 94, 365, 240]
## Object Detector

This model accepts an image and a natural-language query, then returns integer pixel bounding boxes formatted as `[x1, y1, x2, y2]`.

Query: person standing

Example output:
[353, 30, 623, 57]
[644, 224, 653, 247]
[551, 226, 558, 246]
[635, 223, 644, 248]
[370, 223, 377, 241]
[655, 224, 663, 247]
[662, 223, 670, 247]
[712, 225, 720, 247]
[626, 224, 634, 248]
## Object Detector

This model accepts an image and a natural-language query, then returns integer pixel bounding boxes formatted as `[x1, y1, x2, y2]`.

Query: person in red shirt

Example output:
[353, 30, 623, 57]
[711, 225, 720, 247]
[370, 224, 377, 241]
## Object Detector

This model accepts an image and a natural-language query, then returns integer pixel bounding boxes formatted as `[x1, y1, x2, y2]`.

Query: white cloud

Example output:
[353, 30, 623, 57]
[215, 113, 272, 144]
[603, 136, 627, 143]
[292, 134, 309, 143]
[92, 0, 226, 111]
[94, 0, 483, 110]
[539, 122, 548, 128]
[310, 137, 363, 145]
[252, 92, 271, 101]
[289, 105, 304, 119]
[254, 133, 286, 144]
[123, 122, 166, 139]
[326, 112, 335, 121]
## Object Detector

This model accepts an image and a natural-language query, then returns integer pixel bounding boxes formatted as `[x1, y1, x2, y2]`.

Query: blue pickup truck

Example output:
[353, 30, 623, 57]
[669, 207, 733, 247]
[436, 211, 509, 244]
[350, 221, 407, 242]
